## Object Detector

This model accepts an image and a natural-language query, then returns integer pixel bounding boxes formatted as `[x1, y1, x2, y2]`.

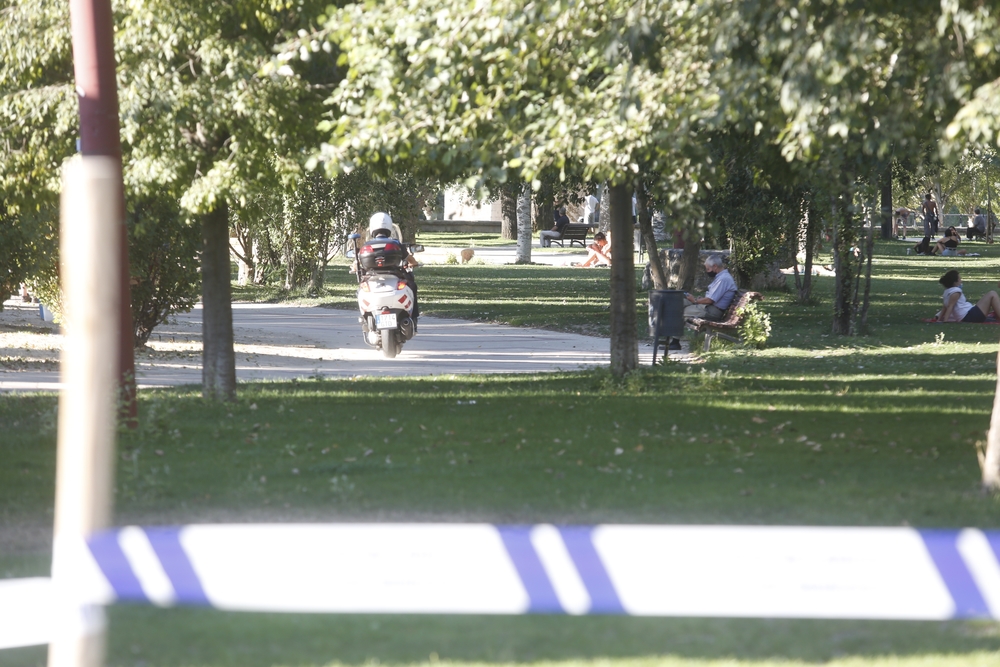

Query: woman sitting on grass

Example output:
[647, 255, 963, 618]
[938, 270, 1000, 322]
[933, 226, 964, 256]
[577, 231, 612, 268]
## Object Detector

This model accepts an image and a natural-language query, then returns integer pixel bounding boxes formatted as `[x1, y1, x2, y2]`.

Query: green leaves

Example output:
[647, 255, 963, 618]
[304, 0, 716, 203]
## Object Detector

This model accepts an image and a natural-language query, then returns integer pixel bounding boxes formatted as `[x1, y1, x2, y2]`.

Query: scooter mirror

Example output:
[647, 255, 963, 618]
[348, 233, 361, 240]
[410, 244, 425, 253]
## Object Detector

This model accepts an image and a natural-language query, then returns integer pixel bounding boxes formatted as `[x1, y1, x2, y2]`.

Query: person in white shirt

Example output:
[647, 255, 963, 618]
[938, 270, 1000, 323]
[584, 194, 599, 226]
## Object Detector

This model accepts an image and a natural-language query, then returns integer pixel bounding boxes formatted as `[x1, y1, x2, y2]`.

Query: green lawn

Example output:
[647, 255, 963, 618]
[4, 367, 996, 528]
[5, 239, 1000, 666]
[416, 231, 518, 247]
[231, 238, 1000, 339]
[232, 261, 628, 336]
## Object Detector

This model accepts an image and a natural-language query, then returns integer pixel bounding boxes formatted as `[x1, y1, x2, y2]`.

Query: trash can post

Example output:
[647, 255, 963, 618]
[648, 289, 685, 364]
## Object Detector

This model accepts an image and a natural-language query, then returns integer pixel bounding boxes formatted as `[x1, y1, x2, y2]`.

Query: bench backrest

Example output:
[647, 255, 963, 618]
[718, 291, 762, 327]
[561, 225, 589, 238]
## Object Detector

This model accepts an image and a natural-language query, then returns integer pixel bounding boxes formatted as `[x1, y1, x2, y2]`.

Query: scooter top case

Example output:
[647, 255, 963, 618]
[359, 239, 404, 271]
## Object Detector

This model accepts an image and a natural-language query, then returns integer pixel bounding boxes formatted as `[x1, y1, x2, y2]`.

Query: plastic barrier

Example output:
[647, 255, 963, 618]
[0, 577, 55, 650]
[5, 524, 1000, 650]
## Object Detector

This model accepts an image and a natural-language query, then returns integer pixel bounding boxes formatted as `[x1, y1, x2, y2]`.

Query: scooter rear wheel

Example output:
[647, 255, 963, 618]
[381, 331, 399, 358]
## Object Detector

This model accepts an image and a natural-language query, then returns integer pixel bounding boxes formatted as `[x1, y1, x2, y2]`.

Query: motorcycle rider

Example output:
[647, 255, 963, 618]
[362, 212, 420, 319]
[364, 211, 404, 243]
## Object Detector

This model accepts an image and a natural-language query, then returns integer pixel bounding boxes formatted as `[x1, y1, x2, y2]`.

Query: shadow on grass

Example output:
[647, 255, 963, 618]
[99, 609, 1000, 666]
[4, 366, 1000, 666]
[8, 610, 998, 667]
[5, 366, 1000, 534]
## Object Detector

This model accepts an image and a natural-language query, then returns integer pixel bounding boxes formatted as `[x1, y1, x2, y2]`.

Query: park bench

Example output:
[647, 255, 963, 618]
[685, 290, 763, 352]
[548, 224, 590, 247]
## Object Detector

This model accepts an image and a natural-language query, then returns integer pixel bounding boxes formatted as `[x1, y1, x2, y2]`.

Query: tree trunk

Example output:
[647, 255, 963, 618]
[608, 183, 638, 377]
[534, 181, 553, 234]
[282, 192, 298, 290]
[849, 226, 864, 337]
[598, 182, 611, 233]
[635, 182, 667, 289]
[831, 194, 855, 336]
[831, 197, 844, 334]
[678, 224, 701, 292]
[799, 201, 815, 304]
[500, 187, 517, 240]
[256, 232, 279, 284]
[201, 203, 236, 401]
[515, 184, 532, 264]
[880, 166, 893, 240]
[859, 206, 876, 333]
[982, 348, 1000, 492]
[231, 221, 255, 286]
[307, 225, 329, 295]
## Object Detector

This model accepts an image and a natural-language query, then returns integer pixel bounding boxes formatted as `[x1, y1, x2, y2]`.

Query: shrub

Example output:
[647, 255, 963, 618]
[127, 195, 201, 348]
[737, 301, 771, 349]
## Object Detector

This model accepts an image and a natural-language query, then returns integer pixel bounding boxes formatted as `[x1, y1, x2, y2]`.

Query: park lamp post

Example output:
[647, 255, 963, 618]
[49, 1, 132, 666]
[68, 0, 137, 422]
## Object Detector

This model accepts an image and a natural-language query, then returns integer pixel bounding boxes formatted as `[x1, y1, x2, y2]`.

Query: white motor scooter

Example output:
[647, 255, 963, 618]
[347, 233, 422, 358]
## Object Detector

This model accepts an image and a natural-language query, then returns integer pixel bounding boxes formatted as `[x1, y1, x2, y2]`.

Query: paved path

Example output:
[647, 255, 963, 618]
[1, 303, 671, 392]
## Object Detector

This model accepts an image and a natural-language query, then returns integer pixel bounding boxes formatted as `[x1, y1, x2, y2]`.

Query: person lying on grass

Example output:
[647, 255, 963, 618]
[937, 269, 1000, 323]
[577, 231, 611, 267]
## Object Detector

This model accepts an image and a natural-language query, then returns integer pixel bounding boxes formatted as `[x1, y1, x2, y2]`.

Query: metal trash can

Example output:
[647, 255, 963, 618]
[648, 289, 685, 364]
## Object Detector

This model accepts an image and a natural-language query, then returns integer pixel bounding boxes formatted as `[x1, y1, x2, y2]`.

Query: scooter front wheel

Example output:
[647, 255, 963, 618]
[381, 331, 399, 359]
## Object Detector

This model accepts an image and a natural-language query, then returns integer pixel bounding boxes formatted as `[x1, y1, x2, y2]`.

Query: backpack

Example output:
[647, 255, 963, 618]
[913, 236, 931, 255]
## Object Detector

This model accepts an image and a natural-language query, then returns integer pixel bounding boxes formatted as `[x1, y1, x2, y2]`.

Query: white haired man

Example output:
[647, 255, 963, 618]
[668, 254, 738, 350]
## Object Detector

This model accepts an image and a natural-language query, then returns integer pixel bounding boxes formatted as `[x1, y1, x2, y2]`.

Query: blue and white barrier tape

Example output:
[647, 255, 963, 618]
[5, 524, 1000, 650]
[75, 524, 1000, 619]
[0, 577, 55, 650]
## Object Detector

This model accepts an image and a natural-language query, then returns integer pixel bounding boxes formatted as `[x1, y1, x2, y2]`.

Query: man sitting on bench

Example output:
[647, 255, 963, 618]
[668, 255, 738, 351]
[968, 208, 987, 240]
[540, 206, 571, 247]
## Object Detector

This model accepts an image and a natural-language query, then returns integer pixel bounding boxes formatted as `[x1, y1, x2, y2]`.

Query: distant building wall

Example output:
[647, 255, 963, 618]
[442, 188, 498, 222]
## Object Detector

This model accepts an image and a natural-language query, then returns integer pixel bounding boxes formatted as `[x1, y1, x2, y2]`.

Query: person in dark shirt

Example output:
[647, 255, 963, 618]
[968, 208, 987, 240]
[540, 206, 571, 247]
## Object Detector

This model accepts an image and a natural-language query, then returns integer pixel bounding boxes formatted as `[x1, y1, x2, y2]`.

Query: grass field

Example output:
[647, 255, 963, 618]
[231, 262, 628, 336]
[4, 238, 1000, 666]
[230, 238, 1000, 339]
[415, 231, 518, 247]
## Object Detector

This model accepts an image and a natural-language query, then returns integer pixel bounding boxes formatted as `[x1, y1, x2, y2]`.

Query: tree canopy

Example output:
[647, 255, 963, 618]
[304, 0, 717, 201]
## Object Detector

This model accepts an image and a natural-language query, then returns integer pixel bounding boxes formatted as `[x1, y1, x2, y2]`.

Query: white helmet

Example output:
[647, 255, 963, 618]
[369, 212, 393, 236]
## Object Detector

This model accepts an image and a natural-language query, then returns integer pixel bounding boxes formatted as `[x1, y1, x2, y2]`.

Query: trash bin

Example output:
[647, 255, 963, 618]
[648, 289, 685, 364]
